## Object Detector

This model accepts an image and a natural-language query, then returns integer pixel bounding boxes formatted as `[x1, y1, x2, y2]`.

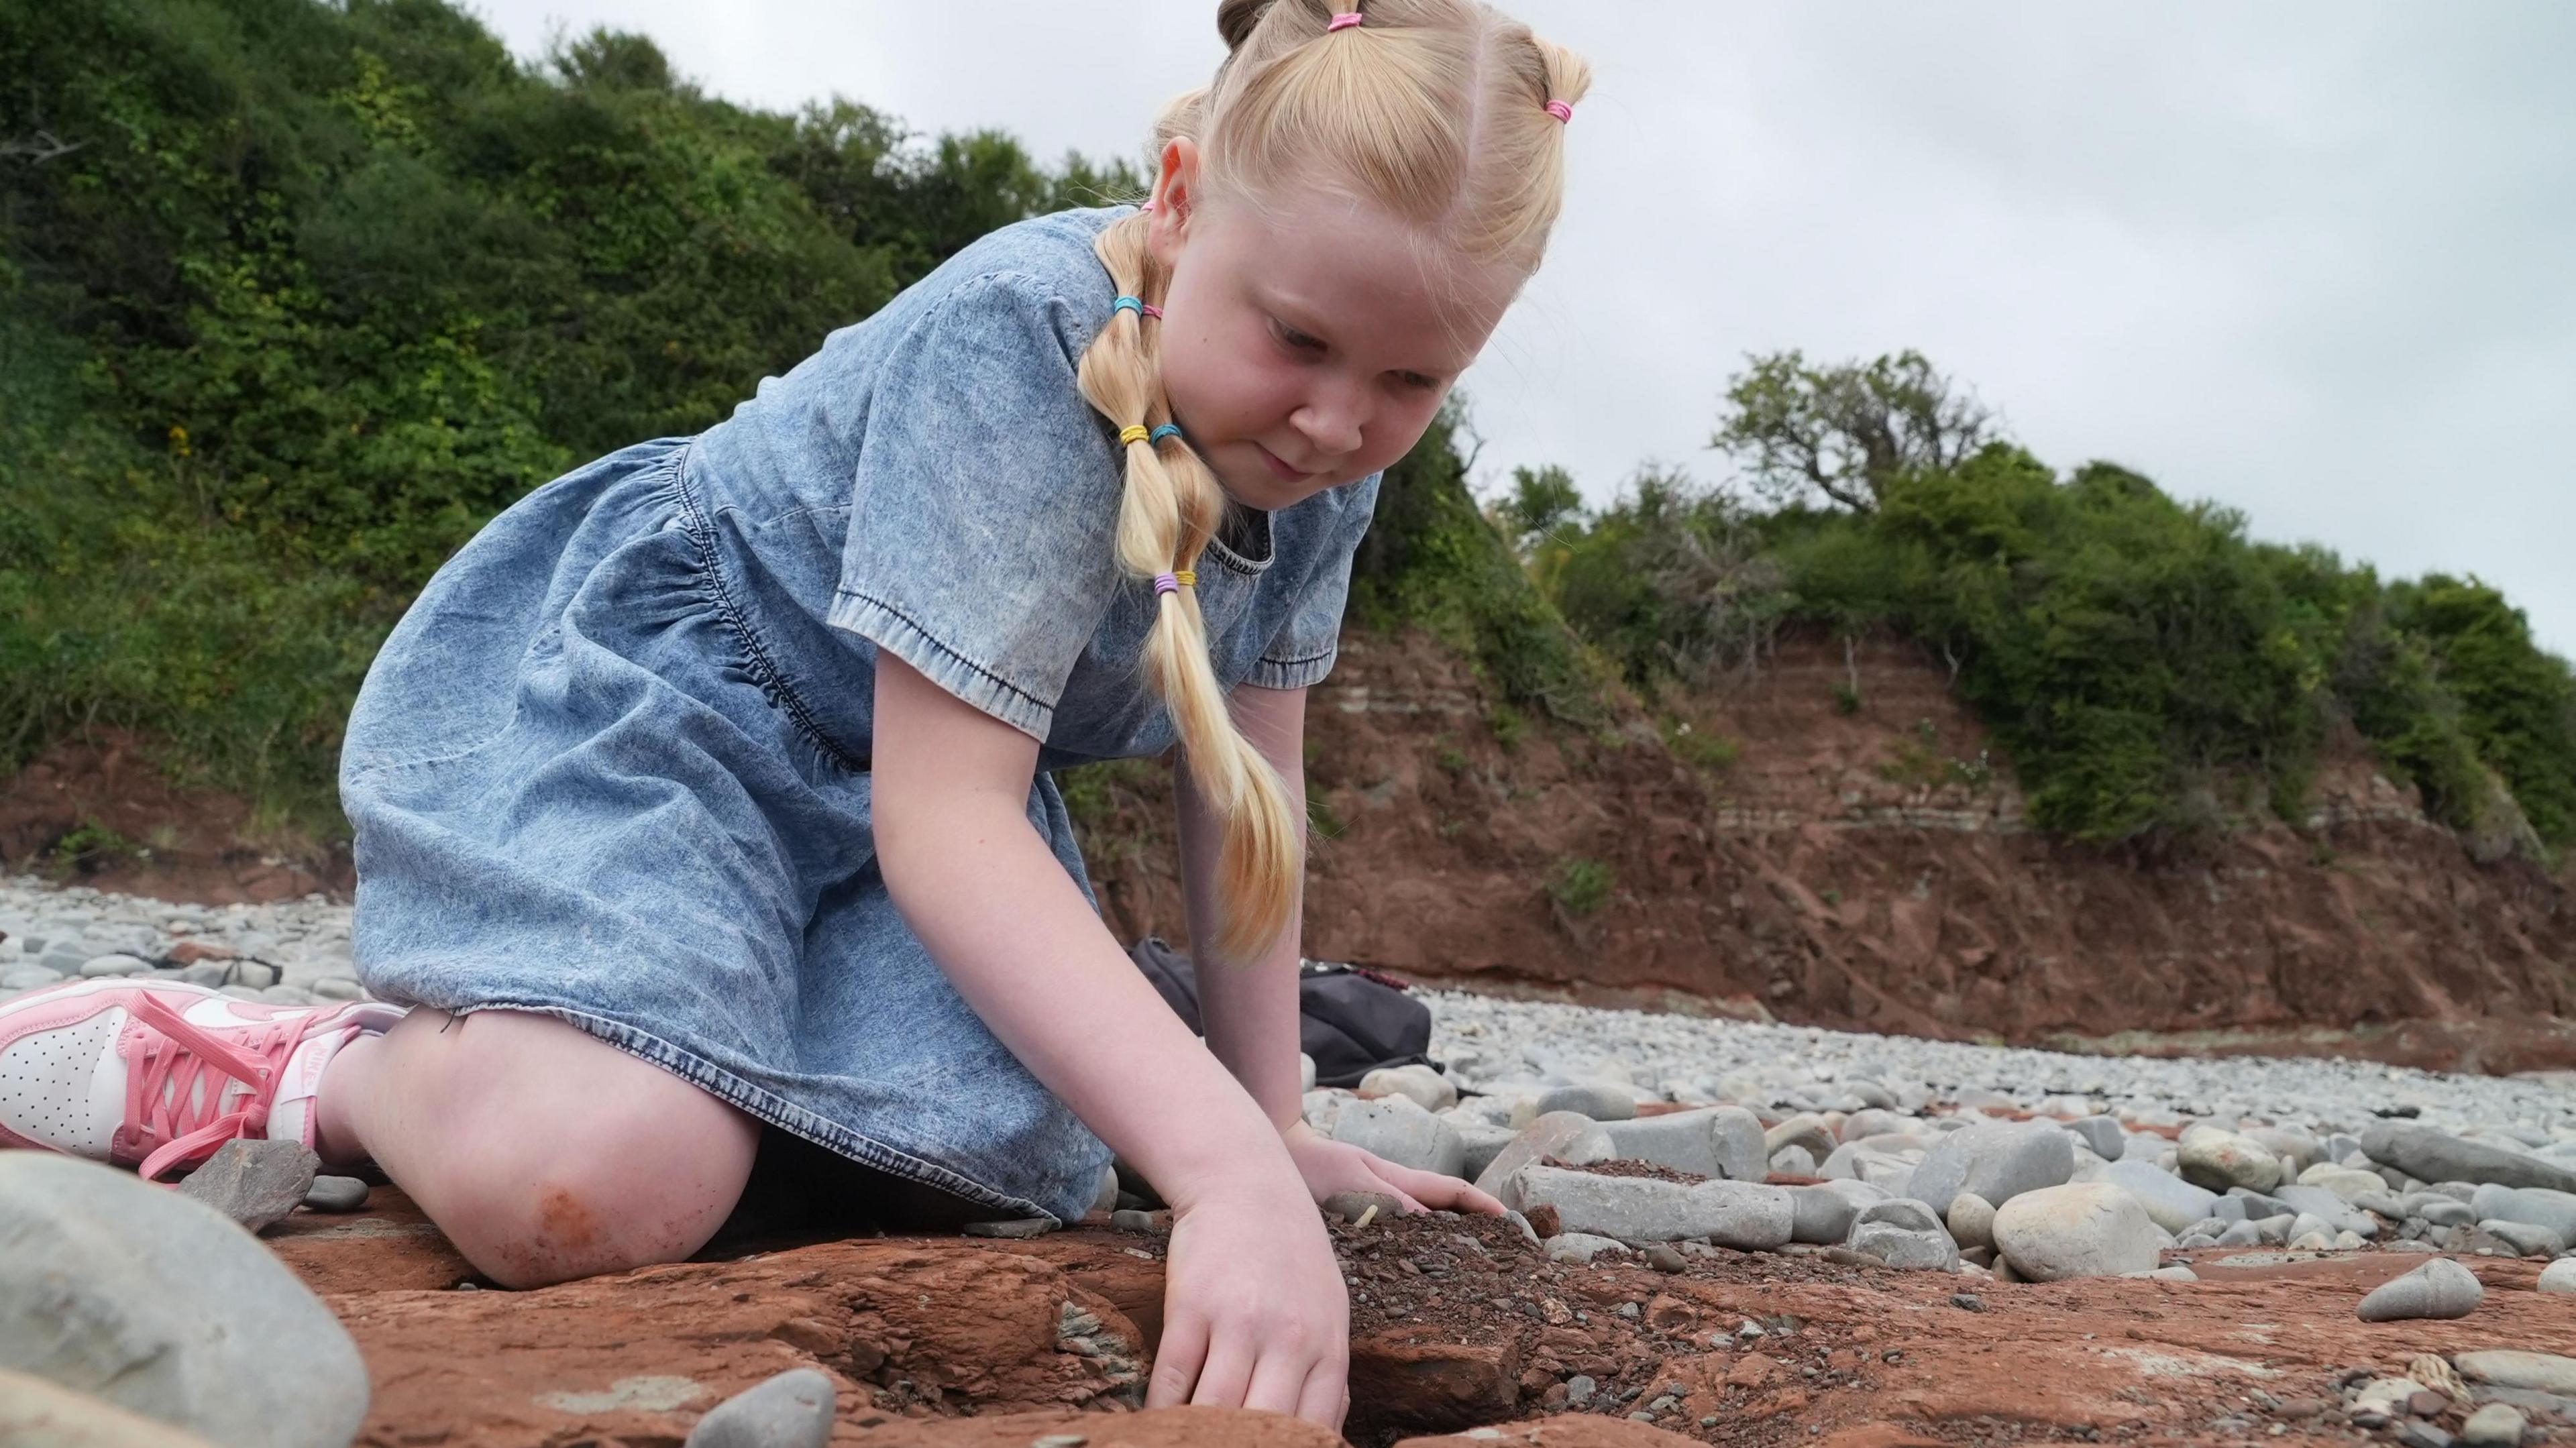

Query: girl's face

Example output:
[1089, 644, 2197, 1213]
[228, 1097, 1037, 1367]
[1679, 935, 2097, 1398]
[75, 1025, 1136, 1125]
[1146, 143, 1524, 512]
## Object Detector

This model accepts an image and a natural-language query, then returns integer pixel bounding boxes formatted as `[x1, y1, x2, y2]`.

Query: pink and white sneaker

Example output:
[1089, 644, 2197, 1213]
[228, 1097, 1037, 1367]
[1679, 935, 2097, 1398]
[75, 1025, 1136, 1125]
[0, 978, 403, 1179]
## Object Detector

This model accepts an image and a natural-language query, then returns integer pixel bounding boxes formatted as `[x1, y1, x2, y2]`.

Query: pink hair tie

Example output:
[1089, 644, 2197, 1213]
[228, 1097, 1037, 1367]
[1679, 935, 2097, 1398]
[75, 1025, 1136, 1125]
[1138, 200, 1156, 213]
[1142, 302, 1163, 319]
[1326, 12, 1365, 32]
[1544, 99, 1574, 124]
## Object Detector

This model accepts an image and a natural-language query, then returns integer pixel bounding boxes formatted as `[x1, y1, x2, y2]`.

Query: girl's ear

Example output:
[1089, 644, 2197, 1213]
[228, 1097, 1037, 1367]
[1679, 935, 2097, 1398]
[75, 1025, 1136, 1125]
[1147, 138, 1201, 272]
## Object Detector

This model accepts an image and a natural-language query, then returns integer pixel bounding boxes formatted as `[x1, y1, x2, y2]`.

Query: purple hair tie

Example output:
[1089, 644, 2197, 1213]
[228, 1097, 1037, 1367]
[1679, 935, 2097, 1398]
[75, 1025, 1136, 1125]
[1154, 573, 1179, 597]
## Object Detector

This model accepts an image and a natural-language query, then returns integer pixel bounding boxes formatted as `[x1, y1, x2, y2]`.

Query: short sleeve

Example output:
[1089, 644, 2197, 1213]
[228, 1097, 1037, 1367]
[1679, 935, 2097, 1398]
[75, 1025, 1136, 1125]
[1246, 471, 1381, 691]
[826, 272, 1124, 740]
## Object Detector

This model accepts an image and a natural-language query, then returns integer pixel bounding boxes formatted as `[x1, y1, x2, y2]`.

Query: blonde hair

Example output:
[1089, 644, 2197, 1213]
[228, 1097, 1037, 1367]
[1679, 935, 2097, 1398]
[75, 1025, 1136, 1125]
[1075, 0, 1591, 962]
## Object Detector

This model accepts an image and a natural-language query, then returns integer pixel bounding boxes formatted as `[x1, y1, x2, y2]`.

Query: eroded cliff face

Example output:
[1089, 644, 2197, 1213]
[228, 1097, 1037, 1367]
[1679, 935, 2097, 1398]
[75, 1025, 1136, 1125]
[1083, 632, 2576, 1074]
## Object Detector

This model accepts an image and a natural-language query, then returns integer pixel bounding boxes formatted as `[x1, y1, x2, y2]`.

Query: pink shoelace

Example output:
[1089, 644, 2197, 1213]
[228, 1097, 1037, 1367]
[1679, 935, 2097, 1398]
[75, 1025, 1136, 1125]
[125, 993, 307, 1180]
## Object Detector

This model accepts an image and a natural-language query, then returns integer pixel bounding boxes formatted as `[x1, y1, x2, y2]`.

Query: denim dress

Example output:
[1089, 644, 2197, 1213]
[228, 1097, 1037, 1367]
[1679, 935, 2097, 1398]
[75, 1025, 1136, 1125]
[338, 207, 1381, 1223]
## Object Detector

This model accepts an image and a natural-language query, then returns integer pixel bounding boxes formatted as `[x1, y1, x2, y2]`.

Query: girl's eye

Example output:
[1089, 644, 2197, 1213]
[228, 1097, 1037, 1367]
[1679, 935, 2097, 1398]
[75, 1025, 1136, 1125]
[1272, 319, 1326, 353]
[1397, 372, 1440, 391]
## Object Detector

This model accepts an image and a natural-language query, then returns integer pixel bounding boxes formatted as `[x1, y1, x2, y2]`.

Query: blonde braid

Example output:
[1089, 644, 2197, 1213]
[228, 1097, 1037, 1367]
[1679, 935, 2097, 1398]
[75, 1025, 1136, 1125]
[1070, 0, 1589, 961]
[1076, 215, 1303, 964]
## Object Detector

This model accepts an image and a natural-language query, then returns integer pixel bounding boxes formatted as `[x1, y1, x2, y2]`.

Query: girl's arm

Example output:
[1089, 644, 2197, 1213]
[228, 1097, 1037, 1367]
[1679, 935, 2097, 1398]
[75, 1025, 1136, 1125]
[1179, 683, 1506, 1217]
[1177, 682, 1307, 1129]
[870, 652, 1346, 1423]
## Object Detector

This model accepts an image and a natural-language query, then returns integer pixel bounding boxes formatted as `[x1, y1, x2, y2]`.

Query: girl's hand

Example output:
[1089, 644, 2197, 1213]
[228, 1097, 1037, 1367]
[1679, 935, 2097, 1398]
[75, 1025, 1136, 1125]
[1283, 1119, 1507, 1216]
[1149, 1176, 1350, 1427]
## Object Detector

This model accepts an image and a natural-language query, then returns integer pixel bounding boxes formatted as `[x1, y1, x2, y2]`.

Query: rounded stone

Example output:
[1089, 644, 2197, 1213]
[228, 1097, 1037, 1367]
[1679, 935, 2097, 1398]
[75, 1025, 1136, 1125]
[1358, 1064, 1456, 1113]
[2461, 1403, 2526, 1448]
[1992, 1182, 2164, 1281]
[1533, 1083, 1636, 1123]
[0, 1368, 224, 1447]
[304, 1176, 370, 1213]
[2536, 1258, 2576, 1295]
[76, 953, 154, 979]
[2356, 1257, 2485, 1323]
[1947, 1191, 1998, 1252]
[2178, 1128, 2284, 1193]
[683, 1368, 835, 1448]
[0, 1154, 368, 1447]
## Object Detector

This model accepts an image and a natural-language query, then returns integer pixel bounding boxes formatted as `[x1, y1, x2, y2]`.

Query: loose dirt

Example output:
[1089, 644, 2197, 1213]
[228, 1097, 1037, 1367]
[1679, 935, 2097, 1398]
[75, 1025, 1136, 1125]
[266, 1174, 2573, 1448]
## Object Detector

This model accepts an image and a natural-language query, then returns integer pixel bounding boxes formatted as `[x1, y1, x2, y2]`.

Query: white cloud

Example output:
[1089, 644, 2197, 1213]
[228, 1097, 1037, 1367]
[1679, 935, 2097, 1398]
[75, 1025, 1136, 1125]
[467, 0, 2576, 651]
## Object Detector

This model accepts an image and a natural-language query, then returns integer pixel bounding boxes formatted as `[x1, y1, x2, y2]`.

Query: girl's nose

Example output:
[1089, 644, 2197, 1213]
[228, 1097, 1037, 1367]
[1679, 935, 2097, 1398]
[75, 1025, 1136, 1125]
[1290, 382, 1368, 461]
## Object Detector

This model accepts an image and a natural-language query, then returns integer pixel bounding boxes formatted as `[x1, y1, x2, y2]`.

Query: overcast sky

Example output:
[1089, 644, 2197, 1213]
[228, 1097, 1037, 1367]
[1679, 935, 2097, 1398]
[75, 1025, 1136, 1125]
[470, 1, 2576, 652]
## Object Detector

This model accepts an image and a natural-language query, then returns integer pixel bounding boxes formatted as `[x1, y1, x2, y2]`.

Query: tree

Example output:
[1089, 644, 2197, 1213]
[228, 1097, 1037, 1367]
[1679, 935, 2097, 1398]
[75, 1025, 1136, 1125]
[1713, 349, 1997, 512]
[1492, 463, 1582, 554]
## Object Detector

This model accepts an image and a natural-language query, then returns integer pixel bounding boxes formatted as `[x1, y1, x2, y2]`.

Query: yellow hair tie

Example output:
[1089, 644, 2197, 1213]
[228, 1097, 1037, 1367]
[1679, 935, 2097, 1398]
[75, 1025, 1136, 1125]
[1118, 425, 1151, 447]
[1175, 569, 1197, 588]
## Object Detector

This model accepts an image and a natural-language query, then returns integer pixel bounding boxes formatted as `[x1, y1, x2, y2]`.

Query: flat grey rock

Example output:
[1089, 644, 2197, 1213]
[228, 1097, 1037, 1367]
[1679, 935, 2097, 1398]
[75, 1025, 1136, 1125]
[2098, 1160, 2219, 1234]
[684, 1367, 835, 1448]
[1454, 1119, 1518, 1181]
[0, 1153, 368, 1448]
[2469, 1184, 2576, 1245]
[1332, 1096, 1468, 1178]
[1907, 1121, 2074, 1219]
[2356, 1257, 2485, 1322]
[1601, 1106, 1763, 1180]
[1472, 1111, 1612, 1208]
[1770, 1145, 1817, 1176]
[1513, 1164, 1792, 1249]
[2476, 1219, 2567, 1258]
[1852, 1198, 1943, 1235]
[2363, 1123, 2576, 1194]
[77, 953, 153, 978]
[2272, 1184, 2378, 1238]
[2455, 1351, 2576, 1396]
[176, 1139, 319, 1234]
[1992, 1182, 2163, 1281]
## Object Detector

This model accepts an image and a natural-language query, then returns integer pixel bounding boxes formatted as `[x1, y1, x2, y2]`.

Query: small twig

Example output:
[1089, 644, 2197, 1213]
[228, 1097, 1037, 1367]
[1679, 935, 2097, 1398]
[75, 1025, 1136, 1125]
[0, 129, 85, 165]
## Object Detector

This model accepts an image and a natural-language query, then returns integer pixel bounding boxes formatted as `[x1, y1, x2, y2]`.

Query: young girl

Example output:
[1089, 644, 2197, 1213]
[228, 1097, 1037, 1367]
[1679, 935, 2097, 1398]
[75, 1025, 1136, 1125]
[0, 0, 1587, 1425]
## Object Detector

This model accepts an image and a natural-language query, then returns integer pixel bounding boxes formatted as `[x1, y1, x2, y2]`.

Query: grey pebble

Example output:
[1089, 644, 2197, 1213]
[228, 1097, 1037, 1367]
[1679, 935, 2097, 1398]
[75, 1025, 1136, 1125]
[683, 1367, 835, 1448]
[0, 1153, 368, 1448]
[78, 952, 154, 978]
[177, 1139, 320, 1233]
[960, 1217, 1057, 1239]
[2356, 1256, 2485, 1322]
[304, 1176, 371, 1213]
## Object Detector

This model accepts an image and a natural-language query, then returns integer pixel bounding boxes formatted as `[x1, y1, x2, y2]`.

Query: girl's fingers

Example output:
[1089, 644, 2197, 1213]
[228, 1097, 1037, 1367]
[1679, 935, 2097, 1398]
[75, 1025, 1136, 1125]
[1187, 1336, 1258, 1410]
[1294, 1356, 1348, 1429]
[1146, 1314, 1209, 1410]
[1242, 1345, 1313, 1418]
[1376, 1162, 1503, 1215]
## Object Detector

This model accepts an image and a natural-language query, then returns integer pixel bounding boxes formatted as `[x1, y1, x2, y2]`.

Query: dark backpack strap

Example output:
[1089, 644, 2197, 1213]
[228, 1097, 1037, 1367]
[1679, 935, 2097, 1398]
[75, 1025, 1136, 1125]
[1126, 935, 1203, 1034]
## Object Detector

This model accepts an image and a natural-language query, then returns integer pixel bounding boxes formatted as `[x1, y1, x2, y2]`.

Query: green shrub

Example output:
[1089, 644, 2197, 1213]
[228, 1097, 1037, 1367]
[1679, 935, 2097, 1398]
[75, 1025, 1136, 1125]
[1546, 855, 1613, 917]
[0, 0, 1136, 836]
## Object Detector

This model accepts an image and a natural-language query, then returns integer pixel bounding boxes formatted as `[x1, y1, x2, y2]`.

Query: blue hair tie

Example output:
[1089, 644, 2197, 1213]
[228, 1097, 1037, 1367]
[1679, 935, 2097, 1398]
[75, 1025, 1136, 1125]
[1149, 424, 1185, 446]
[1111, 296, 1163, 321]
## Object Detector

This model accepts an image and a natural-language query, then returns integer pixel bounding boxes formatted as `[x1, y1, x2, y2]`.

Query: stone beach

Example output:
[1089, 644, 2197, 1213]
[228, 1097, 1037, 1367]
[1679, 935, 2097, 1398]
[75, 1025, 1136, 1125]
[8, 873, 2576, 1446]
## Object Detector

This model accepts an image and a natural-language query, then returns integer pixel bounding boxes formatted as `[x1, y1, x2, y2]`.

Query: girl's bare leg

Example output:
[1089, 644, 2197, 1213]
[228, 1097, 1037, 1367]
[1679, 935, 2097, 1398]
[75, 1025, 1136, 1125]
[315, 1007, 759, 1288]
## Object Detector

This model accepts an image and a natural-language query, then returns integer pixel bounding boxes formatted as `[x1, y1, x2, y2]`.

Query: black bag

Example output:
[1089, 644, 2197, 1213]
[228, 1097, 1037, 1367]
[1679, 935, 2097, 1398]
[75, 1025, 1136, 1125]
[1126, 936, 1434, 1089]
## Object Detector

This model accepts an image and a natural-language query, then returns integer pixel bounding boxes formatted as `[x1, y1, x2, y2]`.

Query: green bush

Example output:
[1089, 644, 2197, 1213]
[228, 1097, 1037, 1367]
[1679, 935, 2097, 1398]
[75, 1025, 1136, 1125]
[0, 0, 1136, 835]
[1520, 351, 2576, 854]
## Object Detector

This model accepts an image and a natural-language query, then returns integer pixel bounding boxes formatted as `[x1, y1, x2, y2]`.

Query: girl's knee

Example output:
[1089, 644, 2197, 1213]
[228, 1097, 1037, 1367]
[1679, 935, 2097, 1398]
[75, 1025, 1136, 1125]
[378, 1009, 758, 1287]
